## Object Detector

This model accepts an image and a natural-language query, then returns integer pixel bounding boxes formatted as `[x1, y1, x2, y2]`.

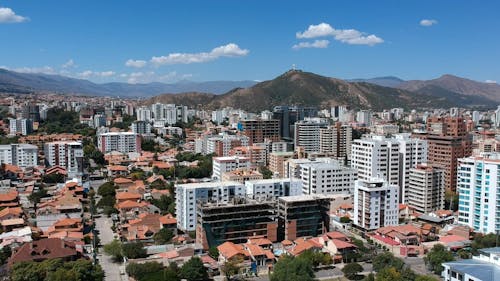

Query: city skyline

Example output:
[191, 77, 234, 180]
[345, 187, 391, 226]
[1, 0, 499, 84]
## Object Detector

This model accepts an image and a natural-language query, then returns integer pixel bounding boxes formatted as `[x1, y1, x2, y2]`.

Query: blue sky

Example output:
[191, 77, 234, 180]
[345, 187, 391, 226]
[1, 0, 499, 84]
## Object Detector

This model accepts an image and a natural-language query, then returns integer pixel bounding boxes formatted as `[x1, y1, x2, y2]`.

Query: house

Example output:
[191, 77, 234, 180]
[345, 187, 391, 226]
[0, 190, 19, 208]
[113, 177, 135, 190]
[0, 207, 23, 221]
[120, 213, 164, 242]
[159, 214, 177, 231]
[115, 192, 142, 203]
[375, 225, 422, 245]
[8, 238, 81, 267]
[107, 165, 128, 178]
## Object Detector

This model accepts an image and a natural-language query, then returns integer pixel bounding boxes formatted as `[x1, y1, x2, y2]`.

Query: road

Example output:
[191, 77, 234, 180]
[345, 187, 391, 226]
[95, 216, 127, 281]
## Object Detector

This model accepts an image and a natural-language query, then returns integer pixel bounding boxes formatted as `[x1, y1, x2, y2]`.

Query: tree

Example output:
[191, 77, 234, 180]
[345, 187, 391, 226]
[270, 255, 315, 281]
[97, 182, 116, 197]
[0, 246, 11, 264]
[457, 249, 471, 259]
[376, 267, 402, 281]
[340, 216, 352, 223]
[153, 228, 174, 244]
[42, 173, 65, 183]
[122, 242, 147, 259]
[126, 262, 164, 279]
[10, 258, 104, 281]
[415, 275, 439, 281]
[208, 246, 219, 259]
[373, 252, 404, 272]
[424, 244, 454, 274]
[363, 273, 375, 281]
[259, 166, 273, 179]
[179, 257, 209, 281]
[104, 239, 123, 262]
[221, 257, 243, 280]
[342, 262, 363, 280]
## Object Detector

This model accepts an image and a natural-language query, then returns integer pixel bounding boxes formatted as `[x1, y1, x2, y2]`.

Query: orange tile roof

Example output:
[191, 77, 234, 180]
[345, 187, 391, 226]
[248, 237, 272, 246]
[331, 239, 356, 250]
[108, 165, 128, 171]
[1, 218, 25, 226]
[217, 241, 249, 260]
[325, 231, 349, 240]
[114, 177, 133, 184]
[439, 235, 469, 243]
[159, 214, 177, 225]
[116, 200, 148, 210]
[245, 243, 265, 256]
[0, 190, 18, 202]
[0, 207, 23, 218]
[116, 192, 142, 201]
[53, 218, 82, 227]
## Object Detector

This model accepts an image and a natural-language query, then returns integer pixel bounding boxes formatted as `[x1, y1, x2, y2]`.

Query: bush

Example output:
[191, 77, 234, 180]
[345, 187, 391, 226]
[126, 262, 163, 279]
[122, 242, 147, 259]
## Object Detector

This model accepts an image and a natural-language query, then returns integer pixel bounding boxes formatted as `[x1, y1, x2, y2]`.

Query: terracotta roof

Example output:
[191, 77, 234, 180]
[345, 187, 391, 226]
[281, 239, 293, 246]
[248, 237, 272, 246]
[159, 214, 177, 225]
[49, 231, 84, 240]
[439, 235, 469, 243]
[116, 192, 142, 201]
[1, 218, 24, 226]
[8, 238, 79, 265]
[325, 231, 349, 241]
[0, 190, 18, 202]
[108, 165, 128, 171]
[114, 177, 133, 184]
[0, 207, 23, 218]
[116, 200, 148, 210]
[331, 239, 357, 250]
[245, 243, 265, 256]
[53, 218, 82, 228]
[218, 241, 249, 260]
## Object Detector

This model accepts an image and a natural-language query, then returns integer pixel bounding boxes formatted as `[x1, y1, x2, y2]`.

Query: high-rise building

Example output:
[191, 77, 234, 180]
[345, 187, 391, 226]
[356, 110, 372, 126]
[238, 119, 280, 145]
[21, 104, 40, 122]
[212, 156, 251, 180]
[0, 144, 38, 168]
[245, 178, 302, 200]
[424, 116, 472, 191]
[269, 151, 294, 178]
[300, 161, 357, 195]
[406, 164, 445, 214]
[136, 106, 152, 122]
[351, 134, 427, 202]
[44, 141, 84, 177]
[97, 132, 141, 154]
[131, 121, 152, 135]
[457, 153, 500, 234]
[294, 119, 328, 154]
[353, 178, 399, 230]
[319, 123, 353, 159]
[175, 181, 246, 231]
[273, 106, 317, 141]
[8, 118, 33, 136]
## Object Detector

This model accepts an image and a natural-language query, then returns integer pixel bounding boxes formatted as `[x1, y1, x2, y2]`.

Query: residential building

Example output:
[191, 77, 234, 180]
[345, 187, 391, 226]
[273, 106, 317, 141]
[406, 164, 445, 214]
[245, 178, 302, 200]
[196, 198, 277, 249]
[238, 119, 280, 145]
[44, 141, 84, 177]
[131, 120, 152, 135]
[356, 110, 371, 126]
[319, 123, 353, 159]
[353, 178, 399, 230]
[175, 181, 245, 231]
[458, 153, 500, 234]
[300, 161, 357, 195]
[277, 195, 332, 241]
[222, 169, 263, 183]
[136, 106, 152, 122]
[212, 156, 251, 180]
[294, 119, 328, 154]
[0, 144, 38, 168]
[442, 247, 500, 281]
[269, 151, 294, 178]
[97, 132, 141, 154]
[425, 116, 473, 191]
[8, 118, 33, 136]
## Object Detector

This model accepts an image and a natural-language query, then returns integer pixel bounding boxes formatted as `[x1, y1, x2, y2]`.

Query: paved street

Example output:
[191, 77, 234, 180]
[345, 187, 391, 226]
[95, 216, 127, 281]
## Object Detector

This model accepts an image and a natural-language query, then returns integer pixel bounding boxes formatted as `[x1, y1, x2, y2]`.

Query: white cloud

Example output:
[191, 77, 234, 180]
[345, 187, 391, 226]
[150, 43, 249, 66]
[420, 19, 438, 27]
[78, 70, 115, 78]
[292, 39, 330, 50]
[122, 71, 192, 84]
[296, 22, 383, 46]
[485, 80, 497, 84]
[0, 7, 28, 23]
[62, 59, 75, 69]
[125, 59, 147, 68]
[11, 66, 56, 74]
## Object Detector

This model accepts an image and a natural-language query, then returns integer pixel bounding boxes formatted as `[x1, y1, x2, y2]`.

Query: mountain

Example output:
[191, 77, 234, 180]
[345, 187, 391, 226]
[398, 74, 500, 102]
[149, 70, 490, 111]
[349, 76, 405, 88]
[0, 68, 257, 96]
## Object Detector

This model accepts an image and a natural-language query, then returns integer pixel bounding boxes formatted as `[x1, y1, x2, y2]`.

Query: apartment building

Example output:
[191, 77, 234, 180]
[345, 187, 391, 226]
[0, 144, 38, 168]
[238, 119, 280, 145]
[97, 132, 141, 154]
[212, 156, 251, 180]
[406, 164, 445, 214]
[269, 151, 294, 178]
[294, 119, 328, 154]
[245, 178, 302, 200]
[300, 161, 357, 195]
[457, 153, 500, 234]
[8, 118, 33, 136]
[175, 181, 246, 231]
[353, 178, 399, 230]
[44, 141, 84, 177]
[319, 123, 353, 159]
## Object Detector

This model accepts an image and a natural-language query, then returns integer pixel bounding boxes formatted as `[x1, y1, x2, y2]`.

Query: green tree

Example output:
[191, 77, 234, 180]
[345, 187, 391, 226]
[126, 262, 164, 279]
[11, 258, 104, 281]
[340, 216, 352, 223]
[270, 254, 315, 281]
[179, 257, 209, 281]
[221, 257, 243, 280]
[259, 165, 273, 179]
[424, 244, 454, 274]
[342, 262, 363, 280]
[376, 267, 402, 281]
[153, 228, 174, 244]
[373, 252, 404, 272]
[122, 242, 147, 259]
[104, 239, 123, 262]
[0, 245, 11, 264]
[97, 182, 116, 197]
[208, 246, 219, 259]
[415, 275, 439, 281]
[363, 273, 375, 281]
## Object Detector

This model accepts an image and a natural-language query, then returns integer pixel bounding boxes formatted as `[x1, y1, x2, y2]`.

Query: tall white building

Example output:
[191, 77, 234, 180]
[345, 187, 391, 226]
[300, 161, 357, 195]
[406, 164, 445, 214]
[353, 178, 399, 230]
[175, 181, 245, 231]
[97, 132, 141, 154]
[245, 178, 302, 200]
[319, 123, 353, 159]
[136, 106, 152, 122]
[131, 121, 152, 135]
[44, 141, 84, 177]
[0, 144, 38, 168]
[212, 156, 251, 180]
[8, 118, 33, 136]
[458, 153, 500, 234]
[294, 119, 328, 154]
[356, 110, 372, 126]
[351, 134, 427, 203]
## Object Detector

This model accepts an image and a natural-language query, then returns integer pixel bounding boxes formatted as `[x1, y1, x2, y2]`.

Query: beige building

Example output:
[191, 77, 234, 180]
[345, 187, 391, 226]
[269, 151, 294, 178]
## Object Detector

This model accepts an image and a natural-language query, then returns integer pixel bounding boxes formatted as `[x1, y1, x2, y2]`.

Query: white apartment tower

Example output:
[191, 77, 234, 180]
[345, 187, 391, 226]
[406, 164, 445, 214]
[175, 181, 245, 231]
[0, 144, 38, 168]
[319, 123, 353, 159]
[353, 178, 399, 230]
[97, 132, 141, 154]
[294, 119, 328, 154]
[300, 161, 357, 195]
[212, 156, 251, 180]
[44, 141, 84, 177]
[245, 178, 302, 201]
[457, 153, 500, 234]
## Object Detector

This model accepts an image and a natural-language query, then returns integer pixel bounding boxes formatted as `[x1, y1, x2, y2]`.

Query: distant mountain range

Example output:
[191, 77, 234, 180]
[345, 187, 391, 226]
[0, 68, 257, 96]
[1, 68, 499, 110]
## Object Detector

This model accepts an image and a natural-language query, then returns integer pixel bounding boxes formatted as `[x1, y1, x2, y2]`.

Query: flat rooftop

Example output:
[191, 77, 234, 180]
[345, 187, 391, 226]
[443, 259, 500, 281]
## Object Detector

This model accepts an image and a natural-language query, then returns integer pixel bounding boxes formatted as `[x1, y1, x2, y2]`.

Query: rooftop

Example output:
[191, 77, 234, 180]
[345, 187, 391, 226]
[443, 259, 500, 281]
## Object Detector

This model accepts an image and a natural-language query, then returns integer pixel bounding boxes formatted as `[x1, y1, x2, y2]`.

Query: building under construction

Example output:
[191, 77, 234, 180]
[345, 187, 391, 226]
[196, 197, 277, 250]
[277, 195, 332, 241]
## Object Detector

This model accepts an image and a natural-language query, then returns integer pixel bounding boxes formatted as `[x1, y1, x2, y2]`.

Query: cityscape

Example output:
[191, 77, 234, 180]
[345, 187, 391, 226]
[1, 1, 500, 281]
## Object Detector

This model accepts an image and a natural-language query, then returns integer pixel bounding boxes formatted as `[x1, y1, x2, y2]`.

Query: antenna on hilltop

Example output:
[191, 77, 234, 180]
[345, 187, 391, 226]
[292, 64, 296, 71]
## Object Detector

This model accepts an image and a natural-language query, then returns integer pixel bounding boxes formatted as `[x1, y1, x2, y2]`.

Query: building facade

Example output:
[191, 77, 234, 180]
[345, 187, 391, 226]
[0, 144, 38, 168]
[97, 132, 141, 154]
[406, 164, 445, 214]
[300, 161, 357, 195]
